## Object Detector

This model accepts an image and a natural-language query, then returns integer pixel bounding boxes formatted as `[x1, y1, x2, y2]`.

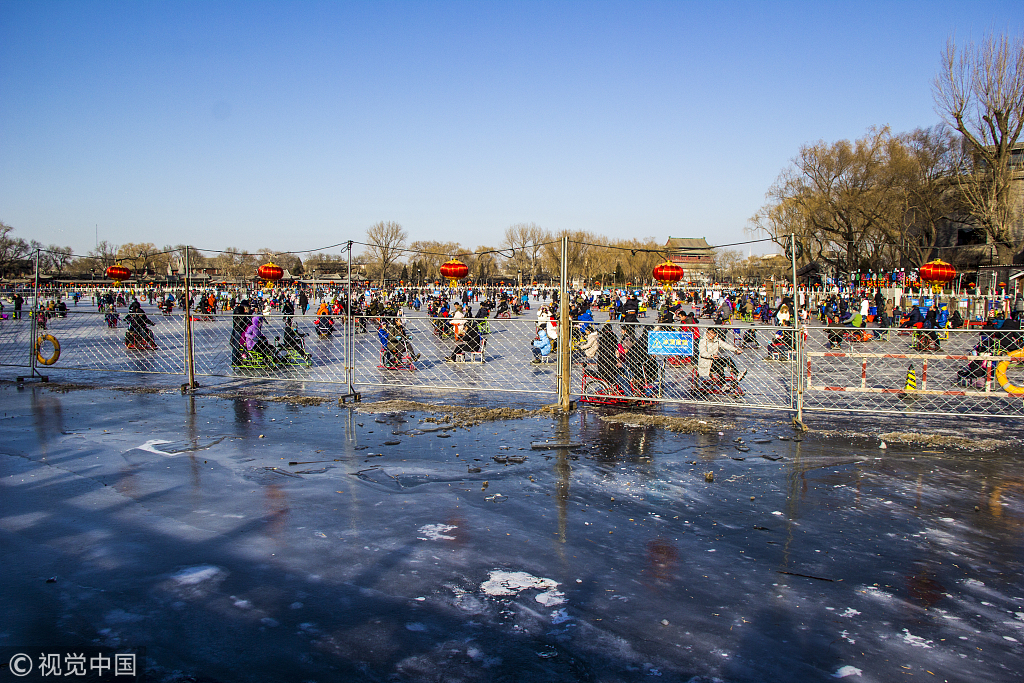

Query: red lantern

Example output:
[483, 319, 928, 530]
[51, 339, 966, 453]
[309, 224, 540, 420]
[105, 264, 131, 283]
[652, 260, 685, 286]
[439, 259, 468, 287]
[918, 259, 956, 292]
[257, 262, 284, 282]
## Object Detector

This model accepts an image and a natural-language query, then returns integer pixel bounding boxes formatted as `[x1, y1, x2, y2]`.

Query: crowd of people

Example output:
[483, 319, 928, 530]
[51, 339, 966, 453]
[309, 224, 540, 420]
[6, 281, 1024, 398]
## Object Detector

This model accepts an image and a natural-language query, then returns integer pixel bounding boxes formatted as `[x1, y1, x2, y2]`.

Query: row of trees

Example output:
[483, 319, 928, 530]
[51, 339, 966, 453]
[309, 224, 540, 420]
[2, 219, 686, 287]
[0, 222, 73, 277]
[4, 215, 788, 287]
[356, 221, 681, 287]
[750, 34, 1024, 275]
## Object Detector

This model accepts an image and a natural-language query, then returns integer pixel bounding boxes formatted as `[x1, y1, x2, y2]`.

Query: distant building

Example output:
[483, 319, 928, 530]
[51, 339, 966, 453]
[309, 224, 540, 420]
[665, 237, 714, 281]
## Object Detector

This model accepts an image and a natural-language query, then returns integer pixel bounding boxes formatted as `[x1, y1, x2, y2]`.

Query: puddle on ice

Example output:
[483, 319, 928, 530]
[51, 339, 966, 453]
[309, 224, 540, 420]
[480, 570, 565, 606]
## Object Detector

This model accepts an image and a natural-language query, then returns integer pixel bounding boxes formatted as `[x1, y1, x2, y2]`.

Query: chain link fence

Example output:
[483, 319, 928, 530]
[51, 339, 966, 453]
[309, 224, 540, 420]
[802, 325, 1024, 417]
[1, 311, 187, 376]
[7, 302, 1024, 419]
[570, 321, 797, 411]
[0, 314, 36, 367]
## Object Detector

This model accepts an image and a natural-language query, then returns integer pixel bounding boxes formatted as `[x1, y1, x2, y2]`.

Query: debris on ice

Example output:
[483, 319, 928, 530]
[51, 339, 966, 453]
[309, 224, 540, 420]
[832, 665, 862, 678]
[417, 523, 457, 541]
[481, 570, 565, 606]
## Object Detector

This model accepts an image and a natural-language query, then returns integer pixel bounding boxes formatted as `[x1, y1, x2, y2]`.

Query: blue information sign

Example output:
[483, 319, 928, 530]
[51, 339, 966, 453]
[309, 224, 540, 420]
[648, 331, 693, 356]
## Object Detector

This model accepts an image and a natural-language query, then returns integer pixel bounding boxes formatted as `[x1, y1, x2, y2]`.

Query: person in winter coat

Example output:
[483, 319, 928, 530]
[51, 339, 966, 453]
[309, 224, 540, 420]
[580, 326, 600, 360]
[243, 315, 277, 359]
[229, 300, 250, 364]
[531, 329, 552, 362]
[594, 325, 620, 383]
[697, 327, 745, 381]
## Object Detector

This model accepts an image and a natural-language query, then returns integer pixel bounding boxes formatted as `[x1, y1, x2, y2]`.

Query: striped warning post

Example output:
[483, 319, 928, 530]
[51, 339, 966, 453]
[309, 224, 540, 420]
[904, 363, 916, 392]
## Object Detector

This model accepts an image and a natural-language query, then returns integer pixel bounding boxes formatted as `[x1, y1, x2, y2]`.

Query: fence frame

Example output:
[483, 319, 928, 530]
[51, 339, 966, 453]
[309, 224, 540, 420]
[7, 239, 1024, 421]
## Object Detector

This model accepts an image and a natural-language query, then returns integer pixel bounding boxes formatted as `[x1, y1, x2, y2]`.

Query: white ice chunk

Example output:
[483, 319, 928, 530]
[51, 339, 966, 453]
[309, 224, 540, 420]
[551, 608, 571, 624]
[418, 523, 457, 541]
[170, 565, 222, 585]
[481, 570, 565, 606]
[832, 665, 862, 678]
[901, 629, 933, 648]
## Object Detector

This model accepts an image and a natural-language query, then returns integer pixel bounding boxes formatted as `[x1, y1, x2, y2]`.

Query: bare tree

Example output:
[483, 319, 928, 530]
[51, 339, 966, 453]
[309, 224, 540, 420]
[44, 245, 74, 275]
[364, 221, 408, 287]
[501, 223, 549, 280]
[0, 222, 32, 277]
[933, 34, 1024, 263]
[749, 127, 907, 277]
[713, 249, 744, 281]
[408, 240, 463, 281]
[469, 246, 500, 282]
[540, 230, 597, 283]
[115, 242, 164, 275]
[214, 247, 257, 279]
[88, 240, 119, 268]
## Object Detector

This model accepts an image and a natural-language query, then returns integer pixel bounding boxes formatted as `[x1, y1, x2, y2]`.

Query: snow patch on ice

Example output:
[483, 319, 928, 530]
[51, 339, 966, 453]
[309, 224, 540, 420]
[839, 630, 855, 644]
[771, 511, 784, 516]
[964, 578, 985, 588]
[840, 608, 861, 618]
[832, 665, 862, 678]
[481, 570, 565, 606]
[901, 629, 933, 648]
[418, 523, 457, 541]
[551, 608, 572, 624]
[133, 439, 174, 455]
[405, 622, 427, 631]
[170, 565, 223, 585]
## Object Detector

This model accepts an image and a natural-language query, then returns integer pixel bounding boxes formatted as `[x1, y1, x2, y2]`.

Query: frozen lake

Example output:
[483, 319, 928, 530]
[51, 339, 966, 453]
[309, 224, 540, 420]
[1, 380, 1023, 682]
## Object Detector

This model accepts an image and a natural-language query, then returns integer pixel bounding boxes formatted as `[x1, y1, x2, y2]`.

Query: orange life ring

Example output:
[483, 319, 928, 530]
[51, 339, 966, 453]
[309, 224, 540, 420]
[35, 334, 60, 365]
[995, 349, 1024, 395]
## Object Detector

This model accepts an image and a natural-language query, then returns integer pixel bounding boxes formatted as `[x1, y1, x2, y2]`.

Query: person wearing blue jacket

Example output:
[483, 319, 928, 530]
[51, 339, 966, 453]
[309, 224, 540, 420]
[532, 329, 552, 362]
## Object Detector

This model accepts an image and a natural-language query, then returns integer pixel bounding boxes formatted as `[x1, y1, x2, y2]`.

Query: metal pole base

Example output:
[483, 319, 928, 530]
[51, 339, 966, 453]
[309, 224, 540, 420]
[16, 372, 49, 385]
[339, 392, 361, 404]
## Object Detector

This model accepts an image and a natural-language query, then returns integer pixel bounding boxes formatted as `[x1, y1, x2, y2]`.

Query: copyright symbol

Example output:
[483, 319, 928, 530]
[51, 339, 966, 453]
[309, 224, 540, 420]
[9, 653, 32, 676]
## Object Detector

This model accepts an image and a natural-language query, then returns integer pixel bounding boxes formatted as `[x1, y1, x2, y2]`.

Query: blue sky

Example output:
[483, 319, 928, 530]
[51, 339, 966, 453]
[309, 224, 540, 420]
[1, 1, 1021, 258]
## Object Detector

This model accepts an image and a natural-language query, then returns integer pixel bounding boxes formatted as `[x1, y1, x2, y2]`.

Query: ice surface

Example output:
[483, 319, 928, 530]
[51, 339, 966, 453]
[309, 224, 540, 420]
[4, 383, 1024, 682]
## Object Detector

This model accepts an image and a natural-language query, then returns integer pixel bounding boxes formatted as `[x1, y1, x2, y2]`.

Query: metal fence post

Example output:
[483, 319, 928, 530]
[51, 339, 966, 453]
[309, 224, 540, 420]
[18, 248, 48, 383]
[790, 234, 805, 428]
[339, 241, 360, 403]
[558, 235, 572, 410]
[183, 246, 196, 391]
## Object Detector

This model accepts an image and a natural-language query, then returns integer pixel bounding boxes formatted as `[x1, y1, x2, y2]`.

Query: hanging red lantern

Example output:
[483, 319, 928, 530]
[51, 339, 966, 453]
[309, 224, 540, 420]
[439, 259, 469, 287]
[105, 263, 131, 283]
[256, 262, 284, 282]
[919, 259, 956, 292]
[652, 260, 685, 287]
